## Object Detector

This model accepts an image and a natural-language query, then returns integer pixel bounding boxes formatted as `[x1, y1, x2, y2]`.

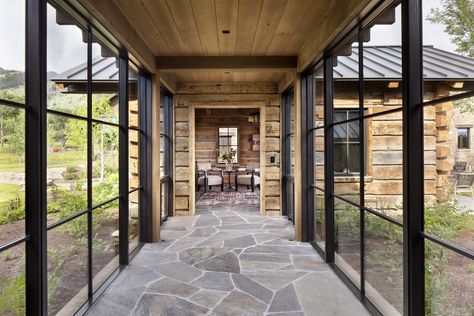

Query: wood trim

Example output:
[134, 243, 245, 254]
[176, 82, 278, 94]
[279, 71, 296, 93]
[294, 74, 303, 241]
[151, 75, 161, 242]
[156, 56, 297, 70]
[190, 102, 267, 215]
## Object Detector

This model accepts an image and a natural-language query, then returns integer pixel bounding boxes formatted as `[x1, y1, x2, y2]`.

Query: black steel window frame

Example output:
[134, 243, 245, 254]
[281, 87, 295, 222]
[0, 0, 153, 314]
[302, 0, 474, 315]
[457, 127, 470, 149]
[160, 87, 173, 223]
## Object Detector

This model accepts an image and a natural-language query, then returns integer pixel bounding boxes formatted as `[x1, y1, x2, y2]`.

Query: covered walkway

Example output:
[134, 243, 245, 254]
[87, 205, 369, 315]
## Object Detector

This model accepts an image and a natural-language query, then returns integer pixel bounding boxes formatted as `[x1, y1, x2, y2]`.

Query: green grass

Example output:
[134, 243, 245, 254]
[0, 184, 23, 210]
[0, 151, 85, 173]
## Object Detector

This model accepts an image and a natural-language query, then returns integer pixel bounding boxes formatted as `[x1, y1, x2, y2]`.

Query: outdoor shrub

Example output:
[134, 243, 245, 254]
[0, 275, 25, 316]
[63, 173, 79, 180]
[66, 166, 76, 174]
[0, 197, 25, 224]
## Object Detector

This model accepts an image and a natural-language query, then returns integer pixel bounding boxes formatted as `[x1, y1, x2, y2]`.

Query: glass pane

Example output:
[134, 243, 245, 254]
[314, 127, 324, 188]
[424, 102, 474, 252]
[0, 0, 25, 103]
[347, 144, 360, 173]
[363, 4, 403, 110]
[0, 243, 25, 315]
[423, 0, 474, 101]
[128, 67, 139, 128]
[47, 4, 87, 115]
[92, 124, 119, 205]
[425, 240, 473, 315]
[92, 39, 119, 123]
[314, 189, 325, 250]
[364, 214, 403, 314]
[129, 192, 139, 252]
[161, 181, 168, 220]
[334, 197, 360, 288]
[47, 114, 87, 226]
[333, 37, 359, 123]
[92, 201, 119, 293]
[334, 143, 347, 172]
[129, 129, 139, 191]
[364, 112, 403, 221]
[160, 134, 165, 178]
[0, 106, 25, 246]
[334, 123, 347, 143]
[314, 66, 324, 128]
[47, 215, 88, 315]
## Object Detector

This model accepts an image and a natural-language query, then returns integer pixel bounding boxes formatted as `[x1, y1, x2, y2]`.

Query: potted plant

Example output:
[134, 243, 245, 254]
[219, 148, 237, 171]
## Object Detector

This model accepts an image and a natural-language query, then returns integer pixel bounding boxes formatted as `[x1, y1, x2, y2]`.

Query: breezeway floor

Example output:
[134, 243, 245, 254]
[86, 204, 370, 316]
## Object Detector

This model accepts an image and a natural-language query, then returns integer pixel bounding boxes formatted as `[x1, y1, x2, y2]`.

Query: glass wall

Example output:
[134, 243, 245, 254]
[421, 1, 474, 314]
[0, 0, 150, 314]
[0, 0, 26, 313]
[306, 2, 411, 314]
[282, 88, 295, 222]
[160, 89, 173, 222]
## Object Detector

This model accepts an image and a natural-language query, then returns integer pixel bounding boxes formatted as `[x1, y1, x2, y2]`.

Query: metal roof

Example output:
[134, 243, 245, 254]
[51, 56, 138, 83]
[333, 46, 474, 81]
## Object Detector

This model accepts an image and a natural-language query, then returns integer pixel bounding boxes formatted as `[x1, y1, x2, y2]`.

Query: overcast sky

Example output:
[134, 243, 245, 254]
[0, 0, 462, 72]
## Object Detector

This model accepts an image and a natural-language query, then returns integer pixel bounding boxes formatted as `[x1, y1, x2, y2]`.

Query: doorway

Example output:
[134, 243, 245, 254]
[282, 88, 295, 222]
[189, 104, 267, 215]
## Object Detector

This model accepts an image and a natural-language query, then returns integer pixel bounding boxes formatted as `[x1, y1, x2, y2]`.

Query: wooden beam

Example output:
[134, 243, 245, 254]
[77, 0, 156, 72]
[156, 56, 297, 70]
[297, 0, 373, 72]
[176, 82, 279, 94]
[278, 71, 296, 93]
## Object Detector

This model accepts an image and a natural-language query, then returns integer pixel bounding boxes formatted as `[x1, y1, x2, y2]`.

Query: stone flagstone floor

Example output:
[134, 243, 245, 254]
[87, 204, 370, 316]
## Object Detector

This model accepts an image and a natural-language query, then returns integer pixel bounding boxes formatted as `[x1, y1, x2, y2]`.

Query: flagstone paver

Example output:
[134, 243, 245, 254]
[87, 204, 370, 316]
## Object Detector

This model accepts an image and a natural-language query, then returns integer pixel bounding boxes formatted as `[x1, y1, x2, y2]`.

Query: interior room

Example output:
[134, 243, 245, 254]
[194, 108, 261, 208]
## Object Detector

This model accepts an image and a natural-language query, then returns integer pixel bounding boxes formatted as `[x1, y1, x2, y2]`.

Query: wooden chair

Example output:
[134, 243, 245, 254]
[195, 161, 224, 192]
[235, 165, 261, 192]
[454, 173, 474, 198]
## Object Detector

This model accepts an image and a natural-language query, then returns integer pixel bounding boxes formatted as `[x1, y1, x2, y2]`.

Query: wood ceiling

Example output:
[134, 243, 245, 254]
[112, 0, 335, 57]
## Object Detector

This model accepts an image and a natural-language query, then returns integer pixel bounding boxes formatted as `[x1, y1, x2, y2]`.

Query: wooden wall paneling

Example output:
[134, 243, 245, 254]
[215, 0, 238, 55]
[191, 0, 220, 56]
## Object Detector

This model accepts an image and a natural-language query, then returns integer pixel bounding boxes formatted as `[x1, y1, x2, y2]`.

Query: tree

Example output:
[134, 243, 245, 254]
[427, 0, 474, 57]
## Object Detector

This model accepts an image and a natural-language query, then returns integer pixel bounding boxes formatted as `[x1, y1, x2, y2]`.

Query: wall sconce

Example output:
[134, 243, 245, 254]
[387, 81, 399, 89]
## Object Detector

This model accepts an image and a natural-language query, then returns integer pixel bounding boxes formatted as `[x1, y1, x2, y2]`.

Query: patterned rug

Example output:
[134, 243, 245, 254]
[196, 189, 260, 206]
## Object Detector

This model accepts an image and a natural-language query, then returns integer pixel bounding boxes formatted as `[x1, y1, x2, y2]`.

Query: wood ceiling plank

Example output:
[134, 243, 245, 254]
[266, 0, 312, 55]
[141, 0, 187, 55]
[112, 0, 170, 55]
[191, 0, 220, 56]
[235, 0, 263, 56]
[155, 56, 297, 70]
[298, 0, 372, 71]
[215, 0, 238, 55]
[283, 0, 334, 55]
[251, 0, 287, 56]
[166, 0, 204, 55]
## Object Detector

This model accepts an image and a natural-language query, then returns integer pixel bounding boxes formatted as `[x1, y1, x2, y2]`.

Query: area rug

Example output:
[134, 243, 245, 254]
[196, 189, 260, 206]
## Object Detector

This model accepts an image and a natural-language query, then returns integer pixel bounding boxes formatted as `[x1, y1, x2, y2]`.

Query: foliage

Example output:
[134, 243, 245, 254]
[0, 184, 24, 224]
[219, 147, 237, 163]
[0, 275, 25, 315]
[427, 0, 474, 57]
[454, 97, 474, 113]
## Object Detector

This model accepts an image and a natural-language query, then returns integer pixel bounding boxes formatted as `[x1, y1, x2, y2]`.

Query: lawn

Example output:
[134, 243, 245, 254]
[0, 184, 23, 210]
[0, 151, 86, 173]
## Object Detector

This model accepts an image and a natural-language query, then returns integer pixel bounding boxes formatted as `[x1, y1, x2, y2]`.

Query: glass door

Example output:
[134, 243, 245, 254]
[160, 88, 173, 222]
[282, 88, 295, 222]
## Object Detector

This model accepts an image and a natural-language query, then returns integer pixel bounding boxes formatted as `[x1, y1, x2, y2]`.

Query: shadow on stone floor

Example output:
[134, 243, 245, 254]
[86, 204, 370, 316]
